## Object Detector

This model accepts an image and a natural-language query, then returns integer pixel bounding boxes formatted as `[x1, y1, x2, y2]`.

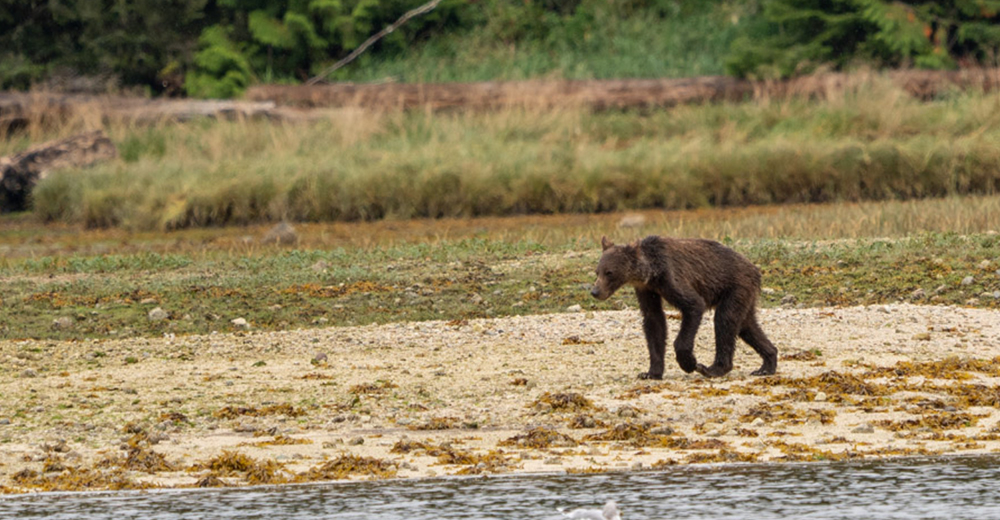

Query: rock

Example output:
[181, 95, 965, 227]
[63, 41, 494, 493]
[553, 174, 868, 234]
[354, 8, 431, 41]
[750, 417, 765, 427]
[877, 305, 891, 314]
[148, 307, 168, 321]
[852, 423, 875, 434]
[912, 332, 931, 341]
[263, 222, 298, 245]
[980, 260, 992, 270]
[52, 316, 74, 329]
[312, 352, 328, 364]
[348, 437, 365, 446]
[965, 298, 980, 306]
[469, 293, 484, 305]
[618, 214, 646, 228]
[961, 276, 974, 286]
[231, 318, 250, 330]
[814, 392, 828, 402]
[909, 288, 925, 300]
[566, 304, 583, 313]
[140, 297, 158, 305]
[762, 287, 776, 296]
[981, 292, 994, 300]
[234, 422, 257, 433]
[20, 369, 38, 378]
[934, 284, 949, 295]
[780, 294, 797, 306]
[0, 418, 9, 425]
[310, 260, 330, 273]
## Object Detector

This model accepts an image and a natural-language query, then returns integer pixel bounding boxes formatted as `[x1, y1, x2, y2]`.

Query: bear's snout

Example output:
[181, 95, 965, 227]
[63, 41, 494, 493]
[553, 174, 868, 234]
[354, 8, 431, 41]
[590, 285, 600, 299]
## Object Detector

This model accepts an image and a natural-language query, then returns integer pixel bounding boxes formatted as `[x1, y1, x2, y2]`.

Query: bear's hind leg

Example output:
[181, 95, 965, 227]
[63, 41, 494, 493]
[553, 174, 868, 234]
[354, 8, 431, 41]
[740, 312, 778, 376]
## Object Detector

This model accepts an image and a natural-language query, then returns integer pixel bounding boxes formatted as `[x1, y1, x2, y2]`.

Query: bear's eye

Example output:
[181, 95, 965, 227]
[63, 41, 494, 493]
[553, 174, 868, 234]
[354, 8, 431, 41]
[604, 270, 613, 277]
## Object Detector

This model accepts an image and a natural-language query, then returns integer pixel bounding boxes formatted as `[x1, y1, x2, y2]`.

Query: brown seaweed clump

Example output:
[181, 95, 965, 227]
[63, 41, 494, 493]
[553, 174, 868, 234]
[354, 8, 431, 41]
[499, 427, 579, 449]
[295, 455, 397, 481]
[213, 403, 307, 420]
[530, 392, 596, 413]
[194, 450, 288, 485]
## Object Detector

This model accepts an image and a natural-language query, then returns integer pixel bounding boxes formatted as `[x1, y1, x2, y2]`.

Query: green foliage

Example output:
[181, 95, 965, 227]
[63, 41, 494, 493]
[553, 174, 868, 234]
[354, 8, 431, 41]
[729, 0, 1000, 78]
[0, 0, 209, 92]
[185, 27, 254, 98]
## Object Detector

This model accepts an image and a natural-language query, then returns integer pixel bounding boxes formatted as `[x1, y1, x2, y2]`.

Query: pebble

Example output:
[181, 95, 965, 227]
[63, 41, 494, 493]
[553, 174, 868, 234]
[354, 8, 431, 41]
[52, 316, 74, 329]
[814, 392, 828, 402]
[148, 307, 169, 321]
[231, 318, 250, 330]
[852, 423, 875, 434]
[912, 332, 931, 341]
[140, 298, 158, 305]
[348, 437, 365, 445]
[21, 369, 38, 378]
[566, 304, 583, 313]
[781, 294, 797, 306]
[961, 276, 974, 286]
[313, 352, 328, 364]
[979, 260, 991, 270]
[263, 222, 298, 245]
[910, 288, 925, 300]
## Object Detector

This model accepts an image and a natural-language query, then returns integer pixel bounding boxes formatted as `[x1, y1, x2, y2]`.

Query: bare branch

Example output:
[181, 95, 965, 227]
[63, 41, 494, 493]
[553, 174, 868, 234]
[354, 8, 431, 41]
[306, 0, 443, 86]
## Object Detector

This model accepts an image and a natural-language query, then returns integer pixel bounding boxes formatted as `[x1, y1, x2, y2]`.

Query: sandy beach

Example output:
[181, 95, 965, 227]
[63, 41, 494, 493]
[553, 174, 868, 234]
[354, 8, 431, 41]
[2, 303, 999, 492]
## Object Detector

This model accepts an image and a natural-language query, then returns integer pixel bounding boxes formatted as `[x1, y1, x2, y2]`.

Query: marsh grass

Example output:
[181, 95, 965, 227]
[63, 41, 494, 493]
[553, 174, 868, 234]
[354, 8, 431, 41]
[1, 196, 999, 341]
[17, 78, 1000, 230]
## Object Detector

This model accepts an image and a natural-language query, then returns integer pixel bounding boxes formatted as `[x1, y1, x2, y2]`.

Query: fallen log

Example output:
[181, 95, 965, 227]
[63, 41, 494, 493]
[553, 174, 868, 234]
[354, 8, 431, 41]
[0, 130, 117, 212]
[248, 68, 1000, 110]
[0, 93, 293, 133]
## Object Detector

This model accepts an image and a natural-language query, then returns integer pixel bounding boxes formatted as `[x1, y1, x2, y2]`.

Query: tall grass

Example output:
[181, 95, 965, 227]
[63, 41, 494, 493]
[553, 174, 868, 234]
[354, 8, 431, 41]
[26, 79, 1000, 230]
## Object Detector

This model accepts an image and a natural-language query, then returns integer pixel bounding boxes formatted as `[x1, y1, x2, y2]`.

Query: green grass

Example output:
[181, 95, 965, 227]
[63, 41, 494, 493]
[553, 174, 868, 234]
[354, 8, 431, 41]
[2, 196, 999, 341]
[334, 2, 747, 83]
[21, 79, 1000, 230]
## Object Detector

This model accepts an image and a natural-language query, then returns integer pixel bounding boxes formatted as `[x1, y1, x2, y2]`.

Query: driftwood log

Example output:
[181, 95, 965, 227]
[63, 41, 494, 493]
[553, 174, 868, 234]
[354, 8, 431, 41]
[0, 130, 117, 212]
[249, 68, 1000, 110]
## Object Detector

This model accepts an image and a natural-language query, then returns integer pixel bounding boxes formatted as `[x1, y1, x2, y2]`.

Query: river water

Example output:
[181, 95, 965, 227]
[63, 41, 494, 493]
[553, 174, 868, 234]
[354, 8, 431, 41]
[3, 456, 999, 519]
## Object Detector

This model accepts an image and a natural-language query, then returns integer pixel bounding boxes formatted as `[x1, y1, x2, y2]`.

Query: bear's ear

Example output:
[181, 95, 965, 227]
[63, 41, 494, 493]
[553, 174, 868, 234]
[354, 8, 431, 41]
[601, 236, 614, 251]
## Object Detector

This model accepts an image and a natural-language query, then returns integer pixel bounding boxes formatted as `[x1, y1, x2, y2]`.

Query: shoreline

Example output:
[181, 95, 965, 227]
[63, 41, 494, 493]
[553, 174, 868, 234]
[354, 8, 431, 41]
[2, 304, 1000, 492]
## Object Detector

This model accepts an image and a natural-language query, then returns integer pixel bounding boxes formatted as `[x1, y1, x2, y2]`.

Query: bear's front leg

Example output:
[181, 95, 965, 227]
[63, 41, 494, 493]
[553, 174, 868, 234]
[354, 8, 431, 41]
[635, 288, 666, 380]
[672, 303, 704, 373]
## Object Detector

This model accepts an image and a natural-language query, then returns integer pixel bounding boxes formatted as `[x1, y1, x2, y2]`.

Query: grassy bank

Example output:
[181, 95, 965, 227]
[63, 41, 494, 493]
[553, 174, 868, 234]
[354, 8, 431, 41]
[2, 196, 999, 341]
[14, 80, 1000, 230]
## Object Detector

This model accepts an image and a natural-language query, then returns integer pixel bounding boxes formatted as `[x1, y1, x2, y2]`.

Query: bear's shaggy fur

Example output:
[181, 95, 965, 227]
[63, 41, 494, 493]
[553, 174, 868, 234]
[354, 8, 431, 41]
[591, 235, 777, 379]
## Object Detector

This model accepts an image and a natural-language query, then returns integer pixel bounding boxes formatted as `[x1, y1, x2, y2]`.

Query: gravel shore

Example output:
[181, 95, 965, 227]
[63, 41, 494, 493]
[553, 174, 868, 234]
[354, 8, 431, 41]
[2, 303, 999, 491]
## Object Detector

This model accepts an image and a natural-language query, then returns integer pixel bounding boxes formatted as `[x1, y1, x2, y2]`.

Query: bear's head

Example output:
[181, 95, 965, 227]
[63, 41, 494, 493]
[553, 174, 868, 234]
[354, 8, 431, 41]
[590, 236, 643, 300]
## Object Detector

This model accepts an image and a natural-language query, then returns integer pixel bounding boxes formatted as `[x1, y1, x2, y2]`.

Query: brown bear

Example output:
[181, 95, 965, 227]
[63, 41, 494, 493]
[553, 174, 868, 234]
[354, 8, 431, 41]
[590, 235, 777, 379]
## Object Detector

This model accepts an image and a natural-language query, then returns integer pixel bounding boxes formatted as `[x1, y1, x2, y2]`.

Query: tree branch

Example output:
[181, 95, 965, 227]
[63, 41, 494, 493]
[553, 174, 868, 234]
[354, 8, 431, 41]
[306, 0, 443, 85]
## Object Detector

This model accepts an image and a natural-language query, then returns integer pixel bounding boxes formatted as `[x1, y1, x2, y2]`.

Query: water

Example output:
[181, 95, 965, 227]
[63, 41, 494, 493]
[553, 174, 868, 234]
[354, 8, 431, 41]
[3, 456, 1000, 519]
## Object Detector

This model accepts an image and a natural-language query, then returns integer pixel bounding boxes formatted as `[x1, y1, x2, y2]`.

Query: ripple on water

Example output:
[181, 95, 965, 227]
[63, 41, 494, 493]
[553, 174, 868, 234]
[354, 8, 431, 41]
[2, 455, 999, 520]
